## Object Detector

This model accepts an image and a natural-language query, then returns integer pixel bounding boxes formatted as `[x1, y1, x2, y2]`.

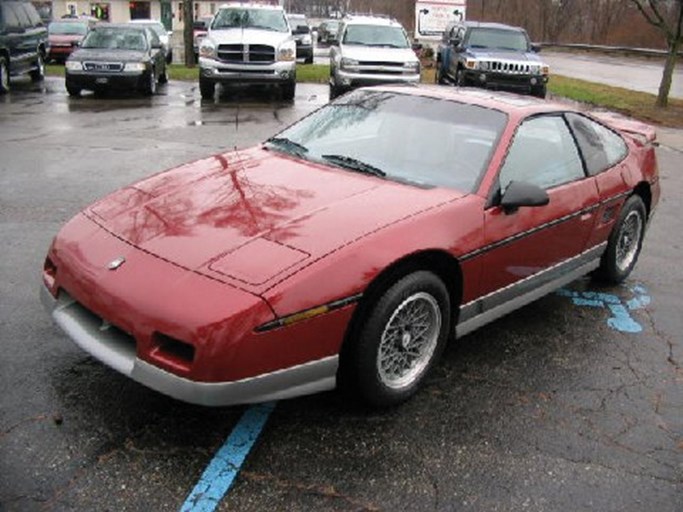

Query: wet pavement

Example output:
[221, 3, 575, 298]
[1, 78, 681, 511]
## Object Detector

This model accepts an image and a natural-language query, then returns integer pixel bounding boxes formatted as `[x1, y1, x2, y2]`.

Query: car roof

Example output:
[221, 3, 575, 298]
[363, 84, 572, 118]
[342, 14, 403, 28]
[93, 23, 147, 32]
[218, 2, 284, 10]
[129, 19, 163, 25]
[460, 21, 526, 32]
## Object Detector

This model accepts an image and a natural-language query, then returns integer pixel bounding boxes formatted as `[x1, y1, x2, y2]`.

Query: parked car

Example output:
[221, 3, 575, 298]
[47, 17, 97, 63]
[287, 13, 313, 64]
[129, 19, 173, 63]
[0, 0, 48, 93]
[317, 19, 339, 45]
[329, 15, 420, 99]
[64, 23, 167, 96]
[198, 3, 296, 100]
[193, 15, 214, 59]
[41, 85, 660, 408]
[436, 21, 549, 98]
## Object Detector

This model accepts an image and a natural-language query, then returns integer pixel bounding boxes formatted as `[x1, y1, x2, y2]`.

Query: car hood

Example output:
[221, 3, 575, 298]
[70, 48, 148, 62]
[466, 48, 541, 63]
[86, 147, 461, 287]
[208, 28, 292, 47]
[49, 34, 83, 44]
[341, 45, 418, 63]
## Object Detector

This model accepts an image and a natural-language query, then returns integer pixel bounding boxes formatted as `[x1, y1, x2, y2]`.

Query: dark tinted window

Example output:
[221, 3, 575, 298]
[499, 115, 585, 191]
[566, 113, 628, 175]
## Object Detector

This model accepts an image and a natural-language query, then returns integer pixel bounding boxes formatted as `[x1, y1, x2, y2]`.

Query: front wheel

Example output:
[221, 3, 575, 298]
[594, 195, 647, 284]
[199, 76, 214, 100]
[348, 271, 451, 407]
[0, 56, 9, 94]
[66, 83, 81, 97]
[281, 80, 295, 101]
[158, 64, 168, 84]
[141, 69, 156, 96]
[30, 51, 45, 82]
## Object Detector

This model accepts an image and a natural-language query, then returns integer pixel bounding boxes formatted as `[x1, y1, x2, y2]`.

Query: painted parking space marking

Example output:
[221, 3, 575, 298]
[181, 402, 276, 512]
[556, 284, 651, 333]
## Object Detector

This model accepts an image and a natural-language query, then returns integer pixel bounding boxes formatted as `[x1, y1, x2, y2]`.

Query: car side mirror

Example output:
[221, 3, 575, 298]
[329, 38, 339, 46]
[531, 43, 542, 53]
[449, 37, 461, 47]
[152, 42, 162, 49]
[500, 181, 549, 214]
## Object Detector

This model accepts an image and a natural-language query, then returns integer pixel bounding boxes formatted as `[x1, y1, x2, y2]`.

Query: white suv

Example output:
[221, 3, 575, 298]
[329, 15, 420, 99]
[198, 3, 297, 100]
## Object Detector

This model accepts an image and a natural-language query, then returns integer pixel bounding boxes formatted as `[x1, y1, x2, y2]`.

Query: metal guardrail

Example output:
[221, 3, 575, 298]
[538, 42, 683, 58]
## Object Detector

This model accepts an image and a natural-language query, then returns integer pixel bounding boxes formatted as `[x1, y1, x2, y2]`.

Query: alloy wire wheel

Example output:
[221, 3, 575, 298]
[349, 270, 450, 407]
[0, 57, 8, 94]
[30, 52, 45, 82]
[594, 195, 646, 284]
[377, 291, 441, 390]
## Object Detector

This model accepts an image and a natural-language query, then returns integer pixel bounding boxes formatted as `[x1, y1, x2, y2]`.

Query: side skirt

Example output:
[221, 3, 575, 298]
[456, 243, 606, 338]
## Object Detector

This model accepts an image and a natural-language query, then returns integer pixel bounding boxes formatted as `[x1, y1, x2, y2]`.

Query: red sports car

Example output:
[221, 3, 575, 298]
[41, 86, 660, 407]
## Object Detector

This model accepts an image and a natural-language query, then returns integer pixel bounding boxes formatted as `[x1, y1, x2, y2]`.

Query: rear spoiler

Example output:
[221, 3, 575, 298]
[589, 111, 657, 145]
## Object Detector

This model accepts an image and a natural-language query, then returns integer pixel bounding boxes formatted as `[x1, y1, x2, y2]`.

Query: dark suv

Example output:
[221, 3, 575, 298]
[436, 21, 548, 98]
[0, 0, 48, 93]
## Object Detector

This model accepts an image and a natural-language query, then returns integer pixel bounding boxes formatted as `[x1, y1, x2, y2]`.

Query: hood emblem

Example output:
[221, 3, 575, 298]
[107, 256, 126, 271]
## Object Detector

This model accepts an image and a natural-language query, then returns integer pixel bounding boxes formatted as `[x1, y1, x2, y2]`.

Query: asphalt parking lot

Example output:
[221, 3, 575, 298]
[1, 77, 682, 511]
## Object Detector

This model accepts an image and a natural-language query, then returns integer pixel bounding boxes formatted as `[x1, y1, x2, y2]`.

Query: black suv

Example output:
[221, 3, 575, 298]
[436, 21, 549, 98]
[0, 0, 48, 93]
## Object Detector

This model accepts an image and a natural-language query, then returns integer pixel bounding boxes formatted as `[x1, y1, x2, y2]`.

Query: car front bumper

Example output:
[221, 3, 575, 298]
[66, 70, 149, 91]
[199, 57, 296, 85]
[41, 285, 338, 406]
[463, 70, 548, 93]
[334, 68, 420, 90]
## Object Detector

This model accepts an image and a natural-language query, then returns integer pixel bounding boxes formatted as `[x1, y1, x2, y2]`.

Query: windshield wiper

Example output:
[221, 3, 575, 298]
[264, 137, 308, 157]
[321, 154, 386, 178]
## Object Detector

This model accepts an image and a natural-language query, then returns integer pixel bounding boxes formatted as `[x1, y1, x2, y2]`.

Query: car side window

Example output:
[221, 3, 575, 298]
[566, 113, 628, 176]
[498, 115, 586, 191]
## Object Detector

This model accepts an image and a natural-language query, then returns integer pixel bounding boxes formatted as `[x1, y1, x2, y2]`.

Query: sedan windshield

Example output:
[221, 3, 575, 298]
[467, 28, 529, 51]
[49, 21, 88, 35]
[343, 24, 409, 48]
[212, 8, 288, 32]
[269, 90, 507, 191]
[81, 28, 148, 50]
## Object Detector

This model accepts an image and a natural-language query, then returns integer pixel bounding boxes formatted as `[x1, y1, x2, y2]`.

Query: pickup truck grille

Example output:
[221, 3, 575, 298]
[216, 44, 276, 64]
[356, 61, 406, 75]
[83, 62, 124, 72]
[481, 60, 533, 74]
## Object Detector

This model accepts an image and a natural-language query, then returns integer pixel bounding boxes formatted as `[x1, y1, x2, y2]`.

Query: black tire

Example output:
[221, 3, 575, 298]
[347, 270, 451, 407]
[199, 76, 214, 100]
[158, 64, 168, 84]
[141, 69, 156, 96]
[531, 85, 546, 99]
[281, 80, 295, 101]
[329, 82, 341, 101]
[304, 54, 313, 65]
[66, 84, 81, 97]
[0, 56, 9, 94]
[29, 51, 45, 82]
[594, 195, 647, 284]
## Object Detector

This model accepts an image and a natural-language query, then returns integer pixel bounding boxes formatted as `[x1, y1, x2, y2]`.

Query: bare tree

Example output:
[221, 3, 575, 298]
[630, 0, 682, 107]
[183, 1, 195, 67]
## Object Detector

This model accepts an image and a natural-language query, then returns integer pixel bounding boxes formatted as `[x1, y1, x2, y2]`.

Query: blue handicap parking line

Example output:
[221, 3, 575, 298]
[556, 284, 651, 333]
[181, 402, 276, 512]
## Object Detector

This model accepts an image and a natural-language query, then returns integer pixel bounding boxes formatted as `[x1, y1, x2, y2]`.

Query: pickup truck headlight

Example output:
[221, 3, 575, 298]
[278, 46, 295, 62]
[124, 62, 146, 72]
[65, 60, 83, 71]
[541, 64, 550, 75]
[465, 58, 478, 70]
[199, 40, 216, 59]
[403, 61, 420, 73]
[340, 57, 359, 69]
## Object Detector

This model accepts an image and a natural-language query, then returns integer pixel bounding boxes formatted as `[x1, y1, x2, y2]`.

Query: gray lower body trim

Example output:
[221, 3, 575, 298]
[41, 286, 338, 407]
[457, 243, 606, 338]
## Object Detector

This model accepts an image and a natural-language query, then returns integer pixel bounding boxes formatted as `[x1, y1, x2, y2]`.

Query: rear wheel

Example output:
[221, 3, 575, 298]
[0, 56, 9, 94]
[347, 271, 451, 407]
[199, 76, 214, 100]
[594, 195, 647, 284]
[29, 51, 45, 82]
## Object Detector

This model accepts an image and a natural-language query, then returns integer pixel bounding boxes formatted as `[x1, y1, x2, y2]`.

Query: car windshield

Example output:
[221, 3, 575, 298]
[288, 16, 309, 33]
[81, 28, 147, 50]
[212, 8, 288, 32]
[343, 24, 409, 48]
[467, 28, 529, 51]
[49, 21, 88, 35]
[268, 90, 507, 192]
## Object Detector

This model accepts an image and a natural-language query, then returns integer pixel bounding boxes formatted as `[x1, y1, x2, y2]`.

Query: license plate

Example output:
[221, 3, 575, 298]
[95, 77, 109, 84]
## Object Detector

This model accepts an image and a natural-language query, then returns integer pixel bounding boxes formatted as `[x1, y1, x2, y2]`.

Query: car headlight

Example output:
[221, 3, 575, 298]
[65, 60, 83, 71]
[465, 58, 478, 70]
[541, 64, 550, 75]
[340, 57, 359, 69]
[277, 45, 295, 62]
[478, 61, 491, 71]
[199, 39, 215, 58]
[302, 34, 312, 45]
[123, 62, 146, 72]
[403, 61, 420, 73]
